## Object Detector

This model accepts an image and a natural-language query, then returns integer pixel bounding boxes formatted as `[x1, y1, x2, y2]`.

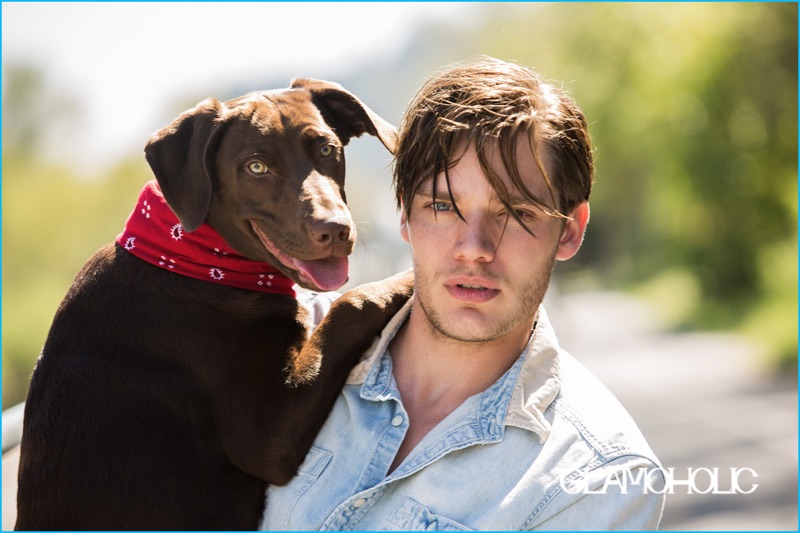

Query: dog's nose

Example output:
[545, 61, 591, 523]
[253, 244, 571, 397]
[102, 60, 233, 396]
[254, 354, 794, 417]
[311, 219, 351, 245]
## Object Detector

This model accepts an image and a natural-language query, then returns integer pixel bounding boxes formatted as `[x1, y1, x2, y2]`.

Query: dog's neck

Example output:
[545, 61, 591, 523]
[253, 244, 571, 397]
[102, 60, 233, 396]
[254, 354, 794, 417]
[115, 180, 296, 297]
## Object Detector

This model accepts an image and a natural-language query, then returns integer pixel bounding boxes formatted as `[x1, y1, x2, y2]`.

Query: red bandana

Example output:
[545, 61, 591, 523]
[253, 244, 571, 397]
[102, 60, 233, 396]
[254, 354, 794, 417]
[116, 180, 296, 297]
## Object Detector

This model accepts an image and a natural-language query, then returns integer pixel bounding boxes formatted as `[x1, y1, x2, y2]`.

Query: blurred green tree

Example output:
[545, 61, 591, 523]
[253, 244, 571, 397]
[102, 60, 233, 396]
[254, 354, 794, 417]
[472, 2, 797, 367]
[3, 62, 82, 158]
[2, 63, 147, 407]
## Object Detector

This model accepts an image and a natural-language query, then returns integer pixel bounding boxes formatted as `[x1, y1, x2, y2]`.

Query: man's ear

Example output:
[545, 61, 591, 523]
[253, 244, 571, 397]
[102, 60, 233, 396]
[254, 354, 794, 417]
[556, 202, 590, 261]
[399, 205, 410, 243]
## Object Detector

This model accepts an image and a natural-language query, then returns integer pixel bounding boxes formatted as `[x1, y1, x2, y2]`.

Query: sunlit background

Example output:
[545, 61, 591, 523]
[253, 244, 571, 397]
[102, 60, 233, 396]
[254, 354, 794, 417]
[2, 2, 797, 530]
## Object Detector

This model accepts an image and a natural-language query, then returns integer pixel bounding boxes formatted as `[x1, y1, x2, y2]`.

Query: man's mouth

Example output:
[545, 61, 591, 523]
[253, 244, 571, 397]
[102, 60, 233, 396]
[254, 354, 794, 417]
[250, 221, 349, 291]
[446, 277, 500, 304]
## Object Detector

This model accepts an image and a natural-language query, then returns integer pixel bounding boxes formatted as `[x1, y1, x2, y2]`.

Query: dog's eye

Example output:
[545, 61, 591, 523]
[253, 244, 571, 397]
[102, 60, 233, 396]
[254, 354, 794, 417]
[247, 161, 269, 175]
[319, 144, 334, 158]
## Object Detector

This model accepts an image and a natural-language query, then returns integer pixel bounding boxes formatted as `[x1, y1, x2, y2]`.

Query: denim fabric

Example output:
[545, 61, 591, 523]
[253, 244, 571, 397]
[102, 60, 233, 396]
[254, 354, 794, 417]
[261, 297, 665, 531]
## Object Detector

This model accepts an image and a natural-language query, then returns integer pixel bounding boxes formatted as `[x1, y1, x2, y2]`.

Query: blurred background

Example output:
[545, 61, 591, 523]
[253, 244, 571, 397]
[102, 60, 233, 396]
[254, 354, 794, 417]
[2, 2, 797, 530]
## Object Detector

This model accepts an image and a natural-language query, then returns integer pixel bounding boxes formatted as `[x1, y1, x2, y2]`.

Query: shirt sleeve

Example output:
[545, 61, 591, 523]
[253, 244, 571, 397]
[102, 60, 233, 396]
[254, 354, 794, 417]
[529, 459, 667, 531]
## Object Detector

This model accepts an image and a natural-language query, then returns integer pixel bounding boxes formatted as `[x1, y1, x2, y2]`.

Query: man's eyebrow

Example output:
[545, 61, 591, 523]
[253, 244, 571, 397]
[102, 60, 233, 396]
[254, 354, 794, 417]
[504, 193, 530, 205]
[506, 196, 545, 209]
[416, 186, 544, 210]
[416, 185, 455, 200]
[504, 189, 557, 211]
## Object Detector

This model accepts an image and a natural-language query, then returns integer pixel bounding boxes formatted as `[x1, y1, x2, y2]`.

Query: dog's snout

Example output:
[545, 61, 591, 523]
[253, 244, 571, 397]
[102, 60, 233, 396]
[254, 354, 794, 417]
[311, 219, 351, 245]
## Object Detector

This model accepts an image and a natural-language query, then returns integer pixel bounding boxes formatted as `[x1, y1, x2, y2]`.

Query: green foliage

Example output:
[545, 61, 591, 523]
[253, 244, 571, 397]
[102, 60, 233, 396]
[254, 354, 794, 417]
[2, 156, 148, 408]
[2, 62, 81, 159]
[472, 2, 798, 366]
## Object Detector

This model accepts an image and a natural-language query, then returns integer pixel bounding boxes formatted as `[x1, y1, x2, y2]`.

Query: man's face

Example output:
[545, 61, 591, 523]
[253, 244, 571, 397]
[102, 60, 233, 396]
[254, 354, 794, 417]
[401, 136, 588, 345]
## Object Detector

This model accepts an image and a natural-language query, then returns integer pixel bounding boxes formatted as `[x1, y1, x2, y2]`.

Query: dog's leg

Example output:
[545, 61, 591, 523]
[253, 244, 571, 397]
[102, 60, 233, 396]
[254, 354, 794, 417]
[287, 270, 414, 385]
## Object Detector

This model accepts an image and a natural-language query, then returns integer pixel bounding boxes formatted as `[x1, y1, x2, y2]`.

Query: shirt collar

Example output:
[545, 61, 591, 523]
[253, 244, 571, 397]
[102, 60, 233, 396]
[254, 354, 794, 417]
[345, 297, 562, 443]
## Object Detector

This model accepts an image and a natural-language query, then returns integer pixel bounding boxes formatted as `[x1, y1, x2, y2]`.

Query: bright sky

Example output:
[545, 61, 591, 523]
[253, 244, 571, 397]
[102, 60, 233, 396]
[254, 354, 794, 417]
[2, 2, 468, 173]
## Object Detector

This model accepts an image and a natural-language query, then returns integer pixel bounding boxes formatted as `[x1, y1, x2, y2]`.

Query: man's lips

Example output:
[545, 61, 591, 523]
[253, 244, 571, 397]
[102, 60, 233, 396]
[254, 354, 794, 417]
[444, 276, 500, 304]
[249, 221, 349, 291]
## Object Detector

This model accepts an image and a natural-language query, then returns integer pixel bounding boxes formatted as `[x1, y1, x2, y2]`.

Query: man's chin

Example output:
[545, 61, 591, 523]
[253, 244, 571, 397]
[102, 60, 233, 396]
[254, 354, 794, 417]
[425, 306, 505, 344]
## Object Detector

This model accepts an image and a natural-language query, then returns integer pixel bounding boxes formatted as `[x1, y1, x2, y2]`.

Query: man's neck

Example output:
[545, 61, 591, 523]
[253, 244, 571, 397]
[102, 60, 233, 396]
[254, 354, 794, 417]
[390, 297, 533, 396]
[385, 297, 534, 473]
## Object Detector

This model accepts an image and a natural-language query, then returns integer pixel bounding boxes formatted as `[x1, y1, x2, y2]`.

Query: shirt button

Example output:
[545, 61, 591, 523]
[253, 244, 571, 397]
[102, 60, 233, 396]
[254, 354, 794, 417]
[353, 498, 367, 508]
[391, 415, 404, 427]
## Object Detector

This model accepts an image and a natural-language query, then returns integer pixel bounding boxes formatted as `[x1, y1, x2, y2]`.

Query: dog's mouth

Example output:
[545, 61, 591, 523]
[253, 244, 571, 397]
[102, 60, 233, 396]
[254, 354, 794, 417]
[249, 221, 349, 292]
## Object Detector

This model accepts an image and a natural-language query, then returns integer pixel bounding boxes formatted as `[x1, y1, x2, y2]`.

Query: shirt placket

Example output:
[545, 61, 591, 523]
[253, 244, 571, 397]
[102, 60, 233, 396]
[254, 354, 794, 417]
[321, 356, 410, 530]
[320, 485, 387, 530]
[321, 343, 524, 530]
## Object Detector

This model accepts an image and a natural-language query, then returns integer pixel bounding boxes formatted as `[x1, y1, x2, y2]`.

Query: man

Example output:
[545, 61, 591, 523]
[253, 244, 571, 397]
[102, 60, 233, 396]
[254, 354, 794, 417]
[260, 57, 665, 530]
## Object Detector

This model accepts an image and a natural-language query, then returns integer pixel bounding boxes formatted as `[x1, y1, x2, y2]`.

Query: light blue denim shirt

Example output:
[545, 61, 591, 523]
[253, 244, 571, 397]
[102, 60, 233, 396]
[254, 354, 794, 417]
[261, 296, 665, 531]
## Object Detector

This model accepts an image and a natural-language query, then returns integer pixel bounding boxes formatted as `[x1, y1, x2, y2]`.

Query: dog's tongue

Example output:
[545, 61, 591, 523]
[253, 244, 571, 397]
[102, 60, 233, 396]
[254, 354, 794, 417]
[293, 257, 349, 291]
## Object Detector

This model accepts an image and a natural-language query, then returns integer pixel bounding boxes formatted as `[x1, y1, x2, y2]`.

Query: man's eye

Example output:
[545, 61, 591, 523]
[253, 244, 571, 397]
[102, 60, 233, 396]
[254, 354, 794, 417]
[501, 206, 537, 221]
[432, 202, 452, 212]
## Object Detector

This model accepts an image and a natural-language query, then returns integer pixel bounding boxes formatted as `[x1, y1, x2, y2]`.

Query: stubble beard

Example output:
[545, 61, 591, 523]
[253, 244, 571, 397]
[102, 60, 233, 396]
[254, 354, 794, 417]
[412, 253, 557, 345]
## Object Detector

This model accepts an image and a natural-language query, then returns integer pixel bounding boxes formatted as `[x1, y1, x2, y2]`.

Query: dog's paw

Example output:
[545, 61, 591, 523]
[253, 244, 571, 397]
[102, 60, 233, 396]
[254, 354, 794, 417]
[284, 346, 322, 387]
[285, 270, 414, 387]
[335, 269, 414, 312]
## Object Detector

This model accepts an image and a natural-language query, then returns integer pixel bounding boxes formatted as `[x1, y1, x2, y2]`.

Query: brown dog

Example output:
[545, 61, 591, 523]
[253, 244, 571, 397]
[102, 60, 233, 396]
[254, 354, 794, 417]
[15, 78, 398, 530]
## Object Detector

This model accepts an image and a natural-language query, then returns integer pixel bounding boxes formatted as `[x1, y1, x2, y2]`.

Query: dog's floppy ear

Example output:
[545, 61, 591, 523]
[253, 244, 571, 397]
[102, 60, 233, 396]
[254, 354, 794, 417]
[291, 78, 398, 155]
[144, 98, 224, 232]
[287, 270, 414, 385]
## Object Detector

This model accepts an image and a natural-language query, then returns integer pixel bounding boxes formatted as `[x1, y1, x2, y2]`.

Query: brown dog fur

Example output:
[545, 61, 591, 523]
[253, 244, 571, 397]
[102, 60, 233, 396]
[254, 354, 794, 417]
[288, 270, 415, 383]
[15, 79, 396, 530]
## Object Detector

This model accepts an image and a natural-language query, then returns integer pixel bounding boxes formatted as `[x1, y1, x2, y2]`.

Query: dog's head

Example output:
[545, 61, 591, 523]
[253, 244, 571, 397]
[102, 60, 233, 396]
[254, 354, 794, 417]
[144, 78, 397, 291]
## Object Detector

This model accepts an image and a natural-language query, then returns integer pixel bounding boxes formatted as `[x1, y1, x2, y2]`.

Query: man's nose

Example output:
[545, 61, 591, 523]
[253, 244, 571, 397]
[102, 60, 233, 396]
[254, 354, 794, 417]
[452, 213, 499, 263]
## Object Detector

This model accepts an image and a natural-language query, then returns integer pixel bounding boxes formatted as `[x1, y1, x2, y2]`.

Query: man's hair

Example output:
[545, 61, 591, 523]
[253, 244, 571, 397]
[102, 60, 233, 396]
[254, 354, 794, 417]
[393, 57, 594, 228]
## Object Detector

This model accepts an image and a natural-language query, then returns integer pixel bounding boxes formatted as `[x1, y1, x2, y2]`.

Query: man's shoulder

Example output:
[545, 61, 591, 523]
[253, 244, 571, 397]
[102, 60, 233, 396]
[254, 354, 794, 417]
[548, 350, 660, 465]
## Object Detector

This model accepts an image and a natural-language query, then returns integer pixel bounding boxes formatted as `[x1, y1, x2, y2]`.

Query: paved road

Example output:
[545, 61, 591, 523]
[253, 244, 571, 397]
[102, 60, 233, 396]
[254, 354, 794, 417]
[3, 290, 797, 530]
[546, 290, 798, 531]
